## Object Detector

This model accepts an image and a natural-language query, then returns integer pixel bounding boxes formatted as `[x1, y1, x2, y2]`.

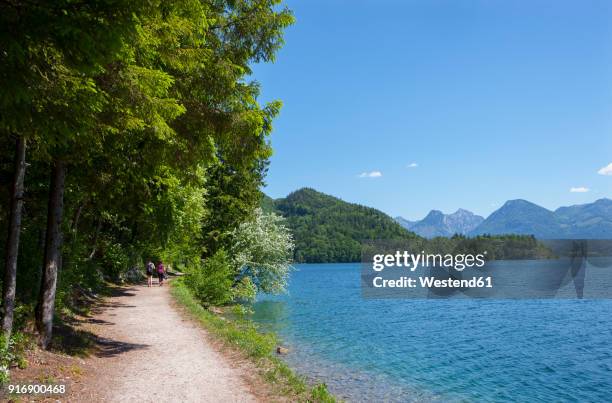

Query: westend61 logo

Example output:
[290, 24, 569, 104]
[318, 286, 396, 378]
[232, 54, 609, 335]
[361, 240, 612, 299]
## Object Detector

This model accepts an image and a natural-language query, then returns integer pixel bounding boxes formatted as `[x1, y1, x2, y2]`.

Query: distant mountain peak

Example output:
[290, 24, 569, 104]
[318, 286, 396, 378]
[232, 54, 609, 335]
[502, 199, 545, 208]
[471, 198, 612, 238]
[395, 216, 417, 230]
[424, 210, 444, 219]
[396, 208, 484, 238]
[593, 198, 612, 205]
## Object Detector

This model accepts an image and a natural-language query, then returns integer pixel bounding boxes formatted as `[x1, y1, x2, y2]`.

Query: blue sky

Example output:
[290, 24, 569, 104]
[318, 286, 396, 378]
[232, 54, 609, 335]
[252, 0, 612, 220]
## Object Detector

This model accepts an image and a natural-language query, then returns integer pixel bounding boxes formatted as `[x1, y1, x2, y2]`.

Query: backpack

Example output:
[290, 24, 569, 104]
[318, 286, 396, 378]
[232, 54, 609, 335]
[146, 262, 154, 274]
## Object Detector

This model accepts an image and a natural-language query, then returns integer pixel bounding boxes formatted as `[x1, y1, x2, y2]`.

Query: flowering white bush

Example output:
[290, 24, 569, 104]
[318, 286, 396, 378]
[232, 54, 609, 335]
[231, 209, 294, 296]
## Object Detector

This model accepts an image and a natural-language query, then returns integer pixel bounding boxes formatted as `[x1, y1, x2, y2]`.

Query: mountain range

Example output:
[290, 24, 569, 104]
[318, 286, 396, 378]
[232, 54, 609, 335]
[262, 188, 559, 263]
[395, 209, 484, 237]
[396, 198, 612, 239]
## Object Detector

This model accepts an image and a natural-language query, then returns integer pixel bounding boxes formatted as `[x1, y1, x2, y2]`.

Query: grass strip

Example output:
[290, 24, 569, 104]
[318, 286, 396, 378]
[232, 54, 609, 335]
[170, 279, 336, 402]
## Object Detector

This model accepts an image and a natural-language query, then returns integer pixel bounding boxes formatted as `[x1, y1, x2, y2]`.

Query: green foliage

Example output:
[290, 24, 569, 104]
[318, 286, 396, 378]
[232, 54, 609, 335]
[185, 250, 233, 307]
[446, 234, 555, 260]
[97, 241, 131, 280]
[260, 193, 277, 214]
[184, 209, 294, 305]
[265, 188, 554, 263]
[270, 188, 420, 262]
[0, 332, 33, 384]
[231, 277, 258, 304]
[201, 161, 268, 258]
[0, 0, 295, 354]
[232, 209, 294, 296]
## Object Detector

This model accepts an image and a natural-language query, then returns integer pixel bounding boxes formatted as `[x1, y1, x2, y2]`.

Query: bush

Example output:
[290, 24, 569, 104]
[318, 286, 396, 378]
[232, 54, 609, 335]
[231, 277, 257, 304]
[0, 332, 33, 384]
[231, 209, 294, 297]
[98, 240, 130, 280]
[185, 250, 233, 307]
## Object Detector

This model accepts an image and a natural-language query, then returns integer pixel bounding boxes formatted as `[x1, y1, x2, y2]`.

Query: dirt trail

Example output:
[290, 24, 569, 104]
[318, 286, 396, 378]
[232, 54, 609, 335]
[78, 282, 258, 403]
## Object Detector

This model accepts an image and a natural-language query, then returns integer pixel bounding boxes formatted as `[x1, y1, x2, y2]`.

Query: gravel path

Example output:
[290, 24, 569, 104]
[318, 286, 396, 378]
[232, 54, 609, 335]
[82, 282, 258, 402]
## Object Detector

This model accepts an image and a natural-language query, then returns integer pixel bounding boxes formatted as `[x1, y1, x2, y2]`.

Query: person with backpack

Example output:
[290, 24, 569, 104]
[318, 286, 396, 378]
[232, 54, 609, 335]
[157, 261, 165, 286]
[146, 260, 155, 287]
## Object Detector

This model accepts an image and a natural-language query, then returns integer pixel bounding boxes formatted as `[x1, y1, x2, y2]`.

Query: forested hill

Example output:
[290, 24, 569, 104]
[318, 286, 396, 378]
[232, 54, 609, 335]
[263, 188, 555, 263]
[264, 188, 419, 262]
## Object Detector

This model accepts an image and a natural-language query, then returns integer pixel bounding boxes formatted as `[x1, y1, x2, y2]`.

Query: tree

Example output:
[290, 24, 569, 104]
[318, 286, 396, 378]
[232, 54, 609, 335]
[0, 0, 153, 348]
[0, 0, 294, 348]
[231, 209, 294, 298]
[200, 159, 269, 257]
[163, 0, 292, 259]
[1, 137, 26, 341]
[35, 161, 65, 347]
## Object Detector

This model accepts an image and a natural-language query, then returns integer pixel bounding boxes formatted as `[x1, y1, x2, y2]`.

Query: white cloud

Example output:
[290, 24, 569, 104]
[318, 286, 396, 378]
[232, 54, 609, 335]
[407, 162, 418, 168]
[358, 171, 382, 178]
[570, 187, 590, 193]
[597, 163, 612, 176]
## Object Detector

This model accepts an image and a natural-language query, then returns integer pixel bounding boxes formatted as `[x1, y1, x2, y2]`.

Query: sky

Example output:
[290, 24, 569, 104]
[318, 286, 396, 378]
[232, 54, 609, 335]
[251, 0, 612, 220]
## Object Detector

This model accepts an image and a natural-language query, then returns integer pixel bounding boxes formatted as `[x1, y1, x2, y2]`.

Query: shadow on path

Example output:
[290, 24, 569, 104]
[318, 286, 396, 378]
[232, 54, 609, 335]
[51, 285, 149, 358]
[93, 336, 149, 358]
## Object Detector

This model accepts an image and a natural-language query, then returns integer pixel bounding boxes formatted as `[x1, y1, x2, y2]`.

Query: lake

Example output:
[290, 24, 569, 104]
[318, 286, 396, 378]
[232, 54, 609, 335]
[251, 262, 612, 402]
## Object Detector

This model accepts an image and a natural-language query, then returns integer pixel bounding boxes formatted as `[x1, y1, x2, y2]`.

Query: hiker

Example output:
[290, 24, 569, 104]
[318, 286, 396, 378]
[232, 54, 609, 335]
[146, 260, 155, 287]
[157, 261, 165, 286]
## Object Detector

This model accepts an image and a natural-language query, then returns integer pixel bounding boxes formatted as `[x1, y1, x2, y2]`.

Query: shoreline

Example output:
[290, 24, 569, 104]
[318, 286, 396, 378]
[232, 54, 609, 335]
[170, 279, 336, 402]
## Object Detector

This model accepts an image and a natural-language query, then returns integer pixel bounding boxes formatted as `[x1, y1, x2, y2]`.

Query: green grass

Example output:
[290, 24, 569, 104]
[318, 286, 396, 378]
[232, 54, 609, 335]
[170, 279, 336, 402]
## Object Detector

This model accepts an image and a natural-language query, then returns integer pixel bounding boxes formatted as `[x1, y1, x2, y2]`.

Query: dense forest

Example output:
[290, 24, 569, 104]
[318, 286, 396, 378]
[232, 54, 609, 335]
[264, 188, 554, 263]
[0, 0, 294, 353]
[271, 189, 420, 262]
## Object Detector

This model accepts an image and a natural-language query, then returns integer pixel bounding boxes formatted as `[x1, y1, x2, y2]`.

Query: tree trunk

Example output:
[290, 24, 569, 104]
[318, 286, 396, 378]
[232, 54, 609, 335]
[70, 202, 84, 234]
[1, 137, 27, 342]
[35, 160, 66, 349]
[88, 219, 102, 260]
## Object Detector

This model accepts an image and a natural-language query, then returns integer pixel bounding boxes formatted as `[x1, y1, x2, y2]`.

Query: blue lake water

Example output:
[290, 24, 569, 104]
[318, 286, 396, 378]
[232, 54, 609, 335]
[251, 263, 612, 402]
